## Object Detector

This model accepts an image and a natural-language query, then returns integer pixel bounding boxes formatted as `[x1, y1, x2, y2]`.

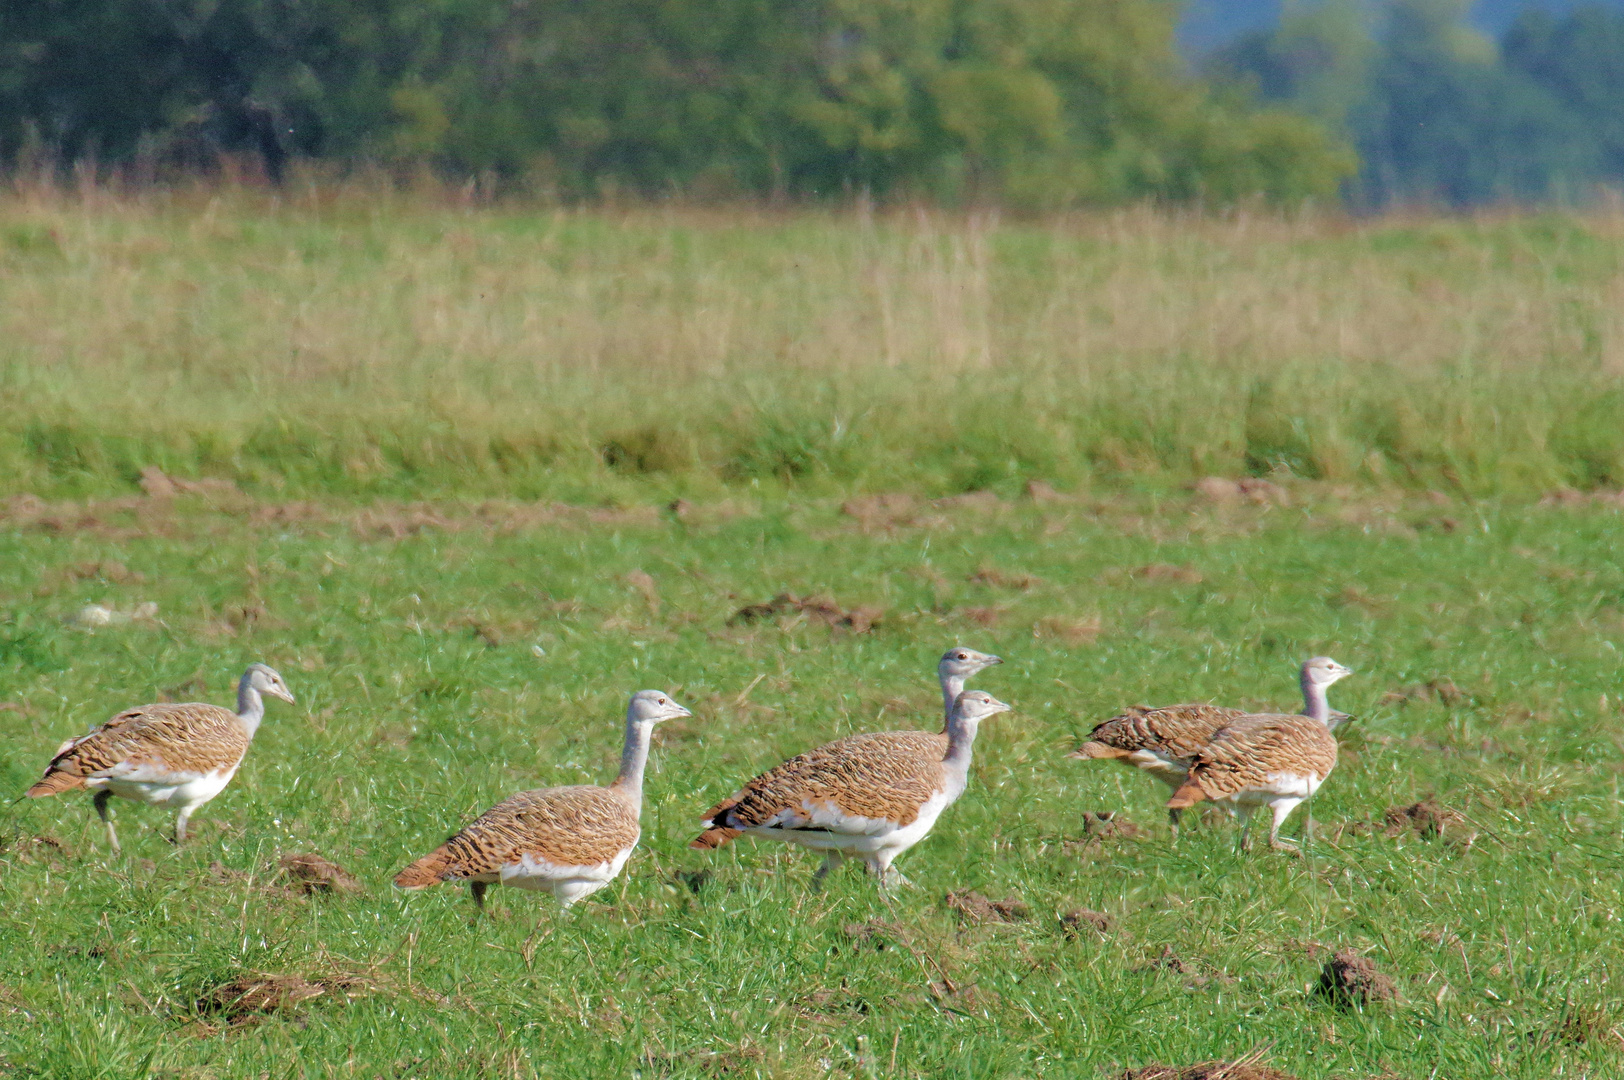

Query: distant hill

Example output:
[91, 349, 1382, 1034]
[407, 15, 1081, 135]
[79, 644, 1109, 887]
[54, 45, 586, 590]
[1179, 0, 1624, 54]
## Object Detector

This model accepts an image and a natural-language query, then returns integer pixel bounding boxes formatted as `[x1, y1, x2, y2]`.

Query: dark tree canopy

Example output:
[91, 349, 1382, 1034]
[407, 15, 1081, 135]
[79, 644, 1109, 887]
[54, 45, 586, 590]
[0, 0, 1351, 204]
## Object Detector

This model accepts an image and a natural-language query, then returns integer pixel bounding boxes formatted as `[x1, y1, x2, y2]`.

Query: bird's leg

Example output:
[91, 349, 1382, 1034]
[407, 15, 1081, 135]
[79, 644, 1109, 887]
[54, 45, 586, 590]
[1236, 806, 1254, 853]
[870, 854, 911, 894]
[812, 852, 845, 889]
[1167, 806, 1183, 839]
[470, 881, 489, 911]
[173, 806, 194, 846]
[1268, 799, 1304, 857]
[93, 790, 120, 855]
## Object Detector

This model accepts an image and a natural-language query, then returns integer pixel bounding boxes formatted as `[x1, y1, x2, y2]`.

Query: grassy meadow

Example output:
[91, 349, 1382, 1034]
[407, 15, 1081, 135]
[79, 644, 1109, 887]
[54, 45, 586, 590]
[2, 186, 1624, 501]
[1, 489, 1623, 1078]
[2, 188, 1624, 1078]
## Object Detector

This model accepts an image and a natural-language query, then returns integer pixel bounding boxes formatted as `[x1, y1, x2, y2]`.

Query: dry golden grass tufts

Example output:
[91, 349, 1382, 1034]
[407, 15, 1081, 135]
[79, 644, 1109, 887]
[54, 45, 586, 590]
[6, 190, 1624, 499]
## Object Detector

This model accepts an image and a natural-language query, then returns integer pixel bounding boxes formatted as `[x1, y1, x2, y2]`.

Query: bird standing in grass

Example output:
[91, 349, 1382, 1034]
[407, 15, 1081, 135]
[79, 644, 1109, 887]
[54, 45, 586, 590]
[1069, 656, 1353, 834]
[25, 663, 295, 853]
[689, 646, 1002, 888]
[1165, 657, 1353, 854]
[691, 689, 1012, 891]
[394, 690, 691, 910]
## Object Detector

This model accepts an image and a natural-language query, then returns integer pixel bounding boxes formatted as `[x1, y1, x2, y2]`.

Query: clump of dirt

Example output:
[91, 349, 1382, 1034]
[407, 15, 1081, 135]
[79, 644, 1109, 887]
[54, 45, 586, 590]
[1062, 813, 1144, 856]
[195, 972, 365, 1024]
[279, 853, 361, 895]
[945, 889, 1030, 925]
[1547, 1004, 1624, 1049]
[1192, 477, 1289, 506]
[1134, 946, 1231, 990]
[1316, 949, 1397, 1008]
[1032, 614, 1104, 645]
[959, 605, 1006, 627]
[1382, 678, 1467, 706]
[968, 566, 1039, 590]
[1121, 1060, 1297, 1080]
[1083, 811, 1143, 840]
[928, 977, 998, 1014]
[727, 592, 882, 633]
[1383, 799, 1466, 840]
[138, 466, 241, 501]
[1058, 908, 1114, 938]
[64, 560, 144, 584]
[1132, 563, 1204, 584]
[668, 869, 712, 895]
[841, 919, 908, 952]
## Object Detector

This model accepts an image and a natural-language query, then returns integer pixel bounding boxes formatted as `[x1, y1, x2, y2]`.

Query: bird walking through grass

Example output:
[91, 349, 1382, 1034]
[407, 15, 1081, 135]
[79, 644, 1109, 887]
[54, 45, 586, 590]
[689, 646, 1001, 887]
[1069, 656, 1353, 834]
[691, 688, 1012, 891]
[25, 663, 295, 853]
[1165, 657, 1354, 854]
[394, 690, 691, 910]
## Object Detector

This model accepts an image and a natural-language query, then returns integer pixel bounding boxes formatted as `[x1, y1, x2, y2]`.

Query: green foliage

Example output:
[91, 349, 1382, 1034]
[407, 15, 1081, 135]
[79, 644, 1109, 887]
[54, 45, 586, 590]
[1210, 0, 1624, 207]
[0, 0, 1348, 205]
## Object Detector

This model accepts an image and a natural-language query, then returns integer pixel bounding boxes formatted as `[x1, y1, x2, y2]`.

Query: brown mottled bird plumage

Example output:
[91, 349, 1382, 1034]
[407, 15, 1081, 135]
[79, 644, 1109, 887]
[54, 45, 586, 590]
[394, 786, 640, 886]
[1070, 657, 1354, 835]
[1165, 657, 1354, 854]
[691, 729, 949, 849]
[29, 704, 250, 796]
[25, 663, 295, 853]
[1073, 703, 1244, 770]
[691, 690, 1012, 891]
[393, 690, 691, 910]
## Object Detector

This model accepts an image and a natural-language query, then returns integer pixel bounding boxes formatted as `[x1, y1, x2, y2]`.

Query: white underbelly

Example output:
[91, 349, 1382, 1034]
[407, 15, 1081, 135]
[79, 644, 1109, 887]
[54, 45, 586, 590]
[498, 843, 635, 904]
[1216, 770, 1327, 807]
[94, 766, 238, 808]
[744, 789, 955, 855]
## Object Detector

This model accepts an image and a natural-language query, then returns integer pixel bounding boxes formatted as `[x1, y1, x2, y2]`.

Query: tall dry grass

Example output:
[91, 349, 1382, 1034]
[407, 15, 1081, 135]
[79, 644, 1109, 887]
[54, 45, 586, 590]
[2, 182, 1622, 498]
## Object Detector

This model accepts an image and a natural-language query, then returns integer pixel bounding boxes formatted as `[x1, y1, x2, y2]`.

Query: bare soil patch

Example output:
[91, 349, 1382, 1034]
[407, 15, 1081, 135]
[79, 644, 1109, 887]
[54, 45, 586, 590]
[279, 852, 362, 895]
[1120, 1061, 1297, 1080]
[1382, 799, 1467, 840]
[1316, 949, 1397, 1008]
[945, 889, 1030, 925]
[727, 592, 882, 633]
[1058, 908, 1114, 938]
[194, 971, 368, 1025]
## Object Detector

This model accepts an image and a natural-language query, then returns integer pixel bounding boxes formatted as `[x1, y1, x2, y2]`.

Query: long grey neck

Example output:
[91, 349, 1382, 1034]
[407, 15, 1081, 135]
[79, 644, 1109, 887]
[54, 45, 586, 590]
[942, 716, 981, 778]
[940, 672, 965, 728]
[612, 717, 654, 811]
[235, 674, 265, 736]
[1299, 673, 1331, 726]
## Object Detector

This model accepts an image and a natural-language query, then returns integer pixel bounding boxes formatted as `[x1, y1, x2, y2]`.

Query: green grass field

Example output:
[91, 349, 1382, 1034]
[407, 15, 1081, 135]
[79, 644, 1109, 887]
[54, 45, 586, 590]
[4, 189, 1624, 502]
[3, 486, 1622, 1078]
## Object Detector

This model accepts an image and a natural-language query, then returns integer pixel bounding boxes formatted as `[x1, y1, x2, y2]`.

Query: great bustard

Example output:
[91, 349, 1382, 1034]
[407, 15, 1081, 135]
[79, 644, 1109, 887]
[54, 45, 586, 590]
[394, 690, 691, 910]
[691, 687, 1011, 891]
[1069, 656, 1353, 833]
[1166, 657, 1353, 854]
[25, 664, 295, 852]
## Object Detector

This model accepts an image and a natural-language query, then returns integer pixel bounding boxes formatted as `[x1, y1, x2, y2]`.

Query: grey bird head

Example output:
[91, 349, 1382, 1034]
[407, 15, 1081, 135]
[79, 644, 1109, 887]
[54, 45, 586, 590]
[938, 647, 1003, 682]
[951, 690, 1012, 724]
[245, 663, 295, 704]
[1302, 656, 1353, 689]
[627, 690, 692, 724]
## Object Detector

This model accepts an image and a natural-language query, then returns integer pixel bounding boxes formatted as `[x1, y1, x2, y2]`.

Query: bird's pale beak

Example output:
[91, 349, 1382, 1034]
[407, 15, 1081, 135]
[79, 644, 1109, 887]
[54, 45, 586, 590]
[275, 688, 296, 704]
[986, 655, 1004, 666]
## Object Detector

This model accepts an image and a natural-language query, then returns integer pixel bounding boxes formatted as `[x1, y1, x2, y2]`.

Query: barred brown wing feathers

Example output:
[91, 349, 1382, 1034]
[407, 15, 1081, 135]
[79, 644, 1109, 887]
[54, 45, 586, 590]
[34, 703, 247, 785]
[1189, 713, 1338, 799]
[425, 786, 641, 881]
[703, 730, 948, 832]
[1086, 703, 1245, 758]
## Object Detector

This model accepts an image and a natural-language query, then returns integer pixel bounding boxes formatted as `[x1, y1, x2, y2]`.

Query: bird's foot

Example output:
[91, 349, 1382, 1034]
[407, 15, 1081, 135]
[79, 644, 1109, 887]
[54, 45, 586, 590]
[1269, 838, 1303, 858]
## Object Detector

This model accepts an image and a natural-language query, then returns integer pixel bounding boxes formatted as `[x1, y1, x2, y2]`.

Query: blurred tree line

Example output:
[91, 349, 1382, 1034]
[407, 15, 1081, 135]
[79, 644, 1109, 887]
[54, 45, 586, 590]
[1210, 0, 1624, 207]
[0, 0, 1352, 204]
